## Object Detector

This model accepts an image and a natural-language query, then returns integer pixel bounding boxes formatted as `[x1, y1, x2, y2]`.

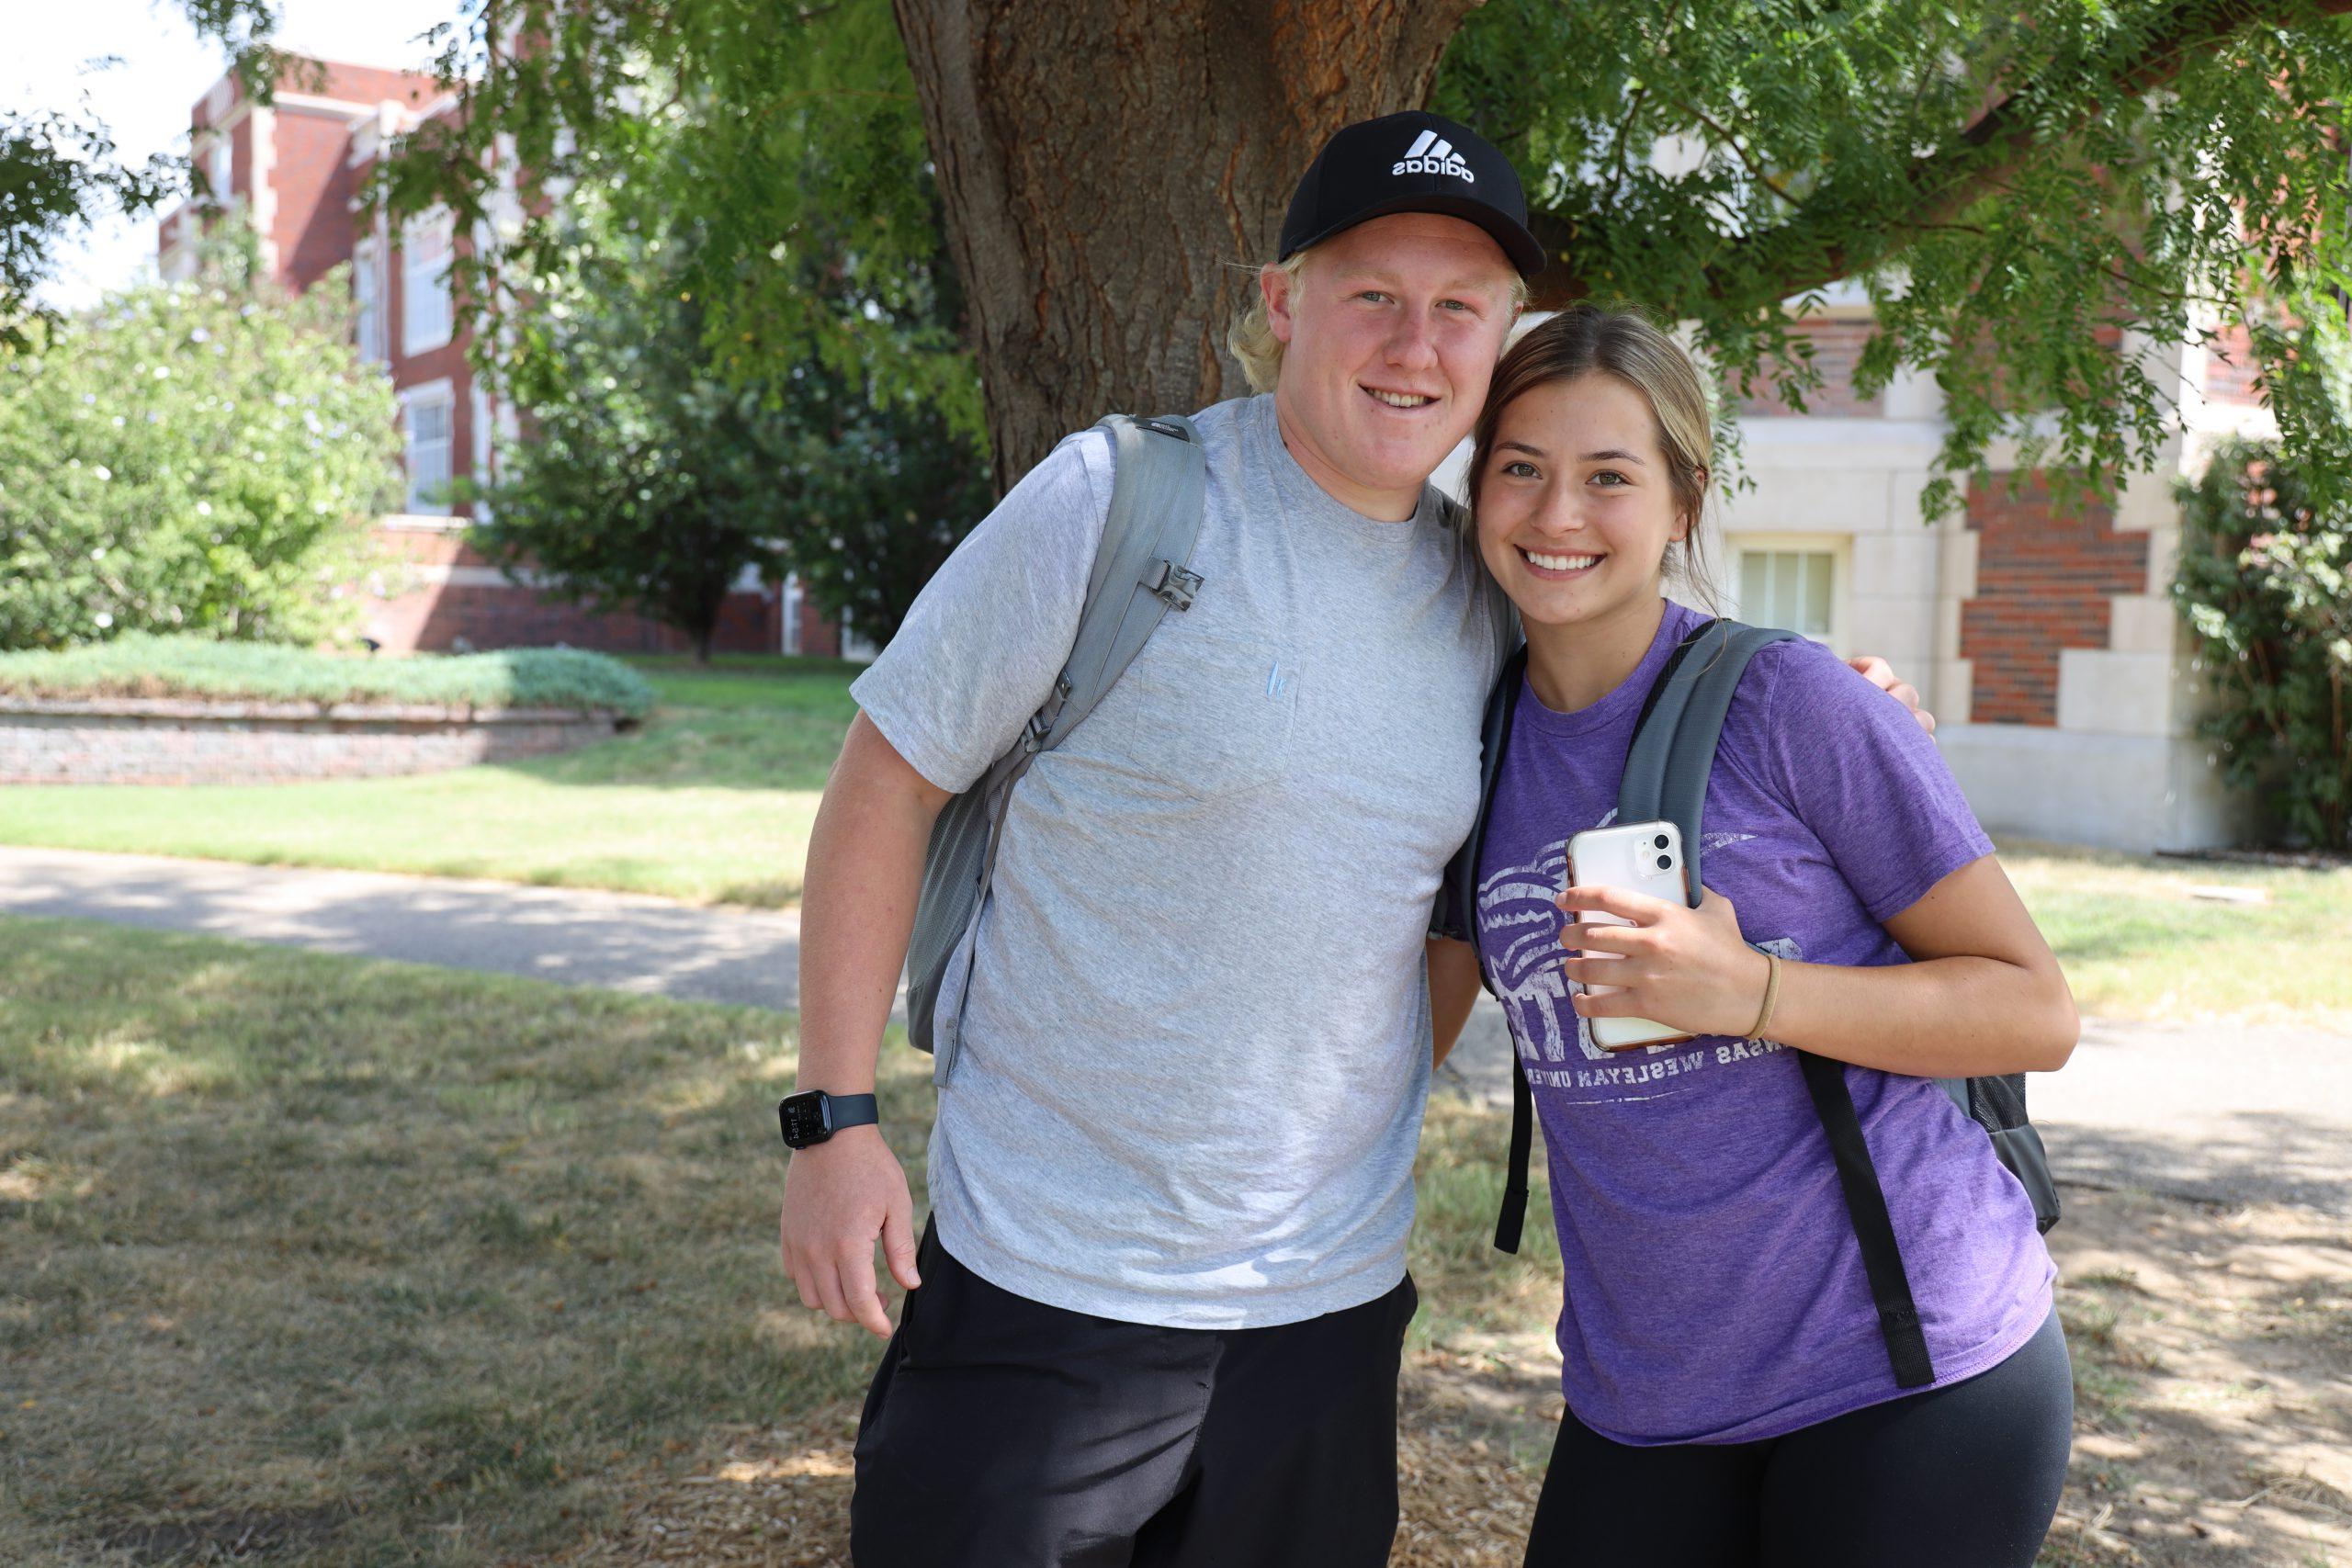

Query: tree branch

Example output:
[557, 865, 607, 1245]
[1530, 0, 2352, 313]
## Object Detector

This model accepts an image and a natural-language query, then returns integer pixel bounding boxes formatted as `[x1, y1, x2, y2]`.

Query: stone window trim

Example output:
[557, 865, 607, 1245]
[1728, 531, 1850, 651]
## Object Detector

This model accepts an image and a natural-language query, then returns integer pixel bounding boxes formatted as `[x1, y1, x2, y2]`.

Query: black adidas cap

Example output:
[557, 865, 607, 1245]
[1278, 110, 1544, 277]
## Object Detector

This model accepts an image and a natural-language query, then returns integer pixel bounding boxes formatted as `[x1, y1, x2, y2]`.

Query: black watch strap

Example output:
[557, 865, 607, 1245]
[779, 1089, 880, 1149]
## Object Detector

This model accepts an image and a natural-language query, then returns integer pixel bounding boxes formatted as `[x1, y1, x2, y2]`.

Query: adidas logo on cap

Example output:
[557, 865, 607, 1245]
[1392, 129, 1475, 184]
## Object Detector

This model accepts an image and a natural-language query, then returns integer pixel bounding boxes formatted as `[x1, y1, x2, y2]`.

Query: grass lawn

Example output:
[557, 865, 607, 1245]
[0, 656, 859, 908]
[0, 914, 1559, 1566]
[1998, 838, 2352, 1030]
[1, 651, 2347, 1023]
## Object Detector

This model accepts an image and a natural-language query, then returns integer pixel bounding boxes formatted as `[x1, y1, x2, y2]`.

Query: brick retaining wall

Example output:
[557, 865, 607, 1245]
[0, 697, 628, 785]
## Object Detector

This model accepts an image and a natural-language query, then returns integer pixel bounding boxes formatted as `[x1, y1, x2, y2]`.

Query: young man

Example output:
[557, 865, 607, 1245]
[780, 110, 1926, 1567]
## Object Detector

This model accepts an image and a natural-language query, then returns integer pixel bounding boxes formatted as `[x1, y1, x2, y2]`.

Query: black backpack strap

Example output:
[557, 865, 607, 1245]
[1495, 1053, 1536, 1253]
[1655, 618, 1934, 1387]
[1797, 1052, 1937, 1387]
[1452, 642, 1535, 1256]
[1439, 642, 1530, 949]
[1622, 619, 1798, 903]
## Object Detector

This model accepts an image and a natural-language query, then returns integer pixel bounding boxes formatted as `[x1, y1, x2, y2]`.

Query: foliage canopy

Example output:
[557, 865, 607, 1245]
[373, 0, 2352, 516]
[0, 0, 281, 339]
[0, 232, 401, 651]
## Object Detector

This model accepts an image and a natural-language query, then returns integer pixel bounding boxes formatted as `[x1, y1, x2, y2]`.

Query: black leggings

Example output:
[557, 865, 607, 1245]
[1523, 1309, 2073, 1568]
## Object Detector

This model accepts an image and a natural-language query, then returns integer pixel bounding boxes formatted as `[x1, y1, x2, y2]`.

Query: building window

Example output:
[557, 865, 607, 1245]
[204, 130, 232, 204]
[401, 211, 455, 355]
[401, 385, 455, 514]
[1733, 539, 1843, 645]
[353, 239, 386, 364]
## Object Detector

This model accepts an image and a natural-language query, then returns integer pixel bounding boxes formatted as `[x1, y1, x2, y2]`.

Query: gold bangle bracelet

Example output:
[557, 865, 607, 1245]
[1745, 952, 1783, 1043]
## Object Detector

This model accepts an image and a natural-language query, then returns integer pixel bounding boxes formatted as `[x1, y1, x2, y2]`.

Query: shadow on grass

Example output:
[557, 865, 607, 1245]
[8, 918, 2343, 1567]
[2051, 1113, 2352, 1215]
[2039, 1182, 2352, 1566]
[0, 917, 933, 1565]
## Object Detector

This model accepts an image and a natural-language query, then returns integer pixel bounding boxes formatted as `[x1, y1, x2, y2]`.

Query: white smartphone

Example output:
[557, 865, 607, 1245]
[1564, 819, 1693, 1053]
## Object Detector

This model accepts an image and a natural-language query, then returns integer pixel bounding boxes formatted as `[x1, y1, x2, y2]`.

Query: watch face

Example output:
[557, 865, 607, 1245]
[779, 1092, 831, 1147]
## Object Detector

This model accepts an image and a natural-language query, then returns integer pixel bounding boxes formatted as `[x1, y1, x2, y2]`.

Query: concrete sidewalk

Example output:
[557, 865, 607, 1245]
[0, 844, 812, 1012]
[5, 843, 2345, 1211]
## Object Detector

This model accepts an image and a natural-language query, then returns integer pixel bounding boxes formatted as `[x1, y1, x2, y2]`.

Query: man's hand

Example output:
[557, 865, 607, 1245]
[780, 1125, 922, 1338]
[1847, 654, 1935, 736]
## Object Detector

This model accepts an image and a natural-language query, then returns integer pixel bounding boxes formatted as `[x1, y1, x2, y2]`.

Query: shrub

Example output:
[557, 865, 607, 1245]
[2171, 435, 2352, 851]
[0, 231, 401, 651]
[0, 633, 655, 718]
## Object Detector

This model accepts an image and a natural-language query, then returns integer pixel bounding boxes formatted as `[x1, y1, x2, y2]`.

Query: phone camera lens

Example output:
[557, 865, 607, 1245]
[1653, 834, 1669, 850]
[1656, 853, 1673, 871]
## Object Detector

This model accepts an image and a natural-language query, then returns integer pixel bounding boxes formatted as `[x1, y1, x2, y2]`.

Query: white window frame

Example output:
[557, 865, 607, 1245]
[398, 379, 458, 516]
[352, 238, 387, 364]
[1727, 532, 1850, 650]
[400, 209, 456, 355]
[205, 130, 232, 204]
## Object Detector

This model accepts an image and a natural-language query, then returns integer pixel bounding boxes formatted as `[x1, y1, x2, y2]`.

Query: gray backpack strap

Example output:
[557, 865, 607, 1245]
[902, 413, 1207, 1076]
[1619, 619, 1799, 905]
[1038, 414, 1207, 750]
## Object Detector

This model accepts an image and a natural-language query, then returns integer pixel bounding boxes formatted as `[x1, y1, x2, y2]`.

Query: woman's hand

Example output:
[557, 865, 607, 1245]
[1555, 883, 1772, 1041]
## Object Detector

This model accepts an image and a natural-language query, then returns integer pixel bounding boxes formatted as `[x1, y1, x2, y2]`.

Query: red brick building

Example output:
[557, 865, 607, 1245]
[155, 57, 854, 658]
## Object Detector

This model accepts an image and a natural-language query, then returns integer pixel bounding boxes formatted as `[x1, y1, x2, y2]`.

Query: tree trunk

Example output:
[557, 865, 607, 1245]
[893, 0, 1479, 490]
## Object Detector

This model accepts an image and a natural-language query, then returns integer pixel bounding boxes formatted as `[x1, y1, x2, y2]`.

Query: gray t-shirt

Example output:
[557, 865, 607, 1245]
[852, 393, 1506, 1328]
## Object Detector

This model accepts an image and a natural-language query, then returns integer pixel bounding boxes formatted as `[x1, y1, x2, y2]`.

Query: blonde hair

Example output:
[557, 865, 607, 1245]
[1227, 255, 1307, 393]
[1467, 305, 1723, 607]
[1226, 248, 1531, 394]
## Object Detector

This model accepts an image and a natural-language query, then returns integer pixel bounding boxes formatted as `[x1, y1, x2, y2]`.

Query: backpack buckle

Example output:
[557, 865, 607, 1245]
[1020, 710, 1053, 754]
[1144, 558, 1202, 611]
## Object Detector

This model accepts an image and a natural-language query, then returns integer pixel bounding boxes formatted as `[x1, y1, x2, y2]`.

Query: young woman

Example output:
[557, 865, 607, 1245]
[1456, 307, 2078, 1568]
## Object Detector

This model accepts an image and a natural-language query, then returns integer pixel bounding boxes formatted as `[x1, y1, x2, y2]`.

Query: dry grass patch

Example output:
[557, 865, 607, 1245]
[2041, 1188, 2352, 1567]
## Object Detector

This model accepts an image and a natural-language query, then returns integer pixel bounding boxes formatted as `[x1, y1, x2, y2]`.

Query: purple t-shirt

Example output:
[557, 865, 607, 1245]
[1474, 600, 2054, 1446]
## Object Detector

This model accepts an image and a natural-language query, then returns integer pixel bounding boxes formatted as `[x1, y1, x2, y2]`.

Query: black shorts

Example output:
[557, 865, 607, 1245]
[851, 1221, 1418, 1568]
[1523, 1306, 2075, 1568]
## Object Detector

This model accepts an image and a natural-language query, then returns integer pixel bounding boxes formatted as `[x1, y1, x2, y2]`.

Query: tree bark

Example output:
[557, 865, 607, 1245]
[894, 0, 1479, 489]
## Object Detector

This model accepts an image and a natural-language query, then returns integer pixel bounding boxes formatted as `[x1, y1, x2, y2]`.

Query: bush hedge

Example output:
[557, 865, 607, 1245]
[0, 231, 402, 651]
[0, 634, 656, 719]
[2172, 436, 2351, 852]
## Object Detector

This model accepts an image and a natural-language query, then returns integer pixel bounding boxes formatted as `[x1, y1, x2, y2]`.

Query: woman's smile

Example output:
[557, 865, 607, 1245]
[1515, 547, 1606, 581]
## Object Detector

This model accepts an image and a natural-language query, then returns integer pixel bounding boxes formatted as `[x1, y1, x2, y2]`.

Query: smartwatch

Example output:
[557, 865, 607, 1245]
[778, 1089, 879, 1149]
